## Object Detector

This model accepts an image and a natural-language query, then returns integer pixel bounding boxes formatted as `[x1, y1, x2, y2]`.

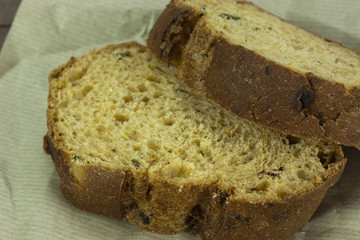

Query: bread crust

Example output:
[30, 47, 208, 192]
[147, 1, 198, 65]
[147, 0, 360, 149]
[44, 41, 347, 239]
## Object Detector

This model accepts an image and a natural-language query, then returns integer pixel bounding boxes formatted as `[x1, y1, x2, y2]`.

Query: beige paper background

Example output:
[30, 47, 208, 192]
[0, 0, 359, 239]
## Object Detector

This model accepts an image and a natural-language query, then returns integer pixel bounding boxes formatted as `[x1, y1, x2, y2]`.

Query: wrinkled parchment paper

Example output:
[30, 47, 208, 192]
[0, 0, 359, 239]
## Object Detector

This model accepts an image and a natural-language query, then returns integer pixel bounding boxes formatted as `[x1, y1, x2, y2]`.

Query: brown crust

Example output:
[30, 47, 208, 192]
[147, 0, 198, 65]
[147, 0, 360, 149]
[193, 152, 345, 240]
[45, 42, 347, 239]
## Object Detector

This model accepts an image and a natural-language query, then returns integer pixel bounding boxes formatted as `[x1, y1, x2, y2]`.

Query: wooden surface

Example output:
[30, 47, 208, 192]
[0, 0, 22, 51]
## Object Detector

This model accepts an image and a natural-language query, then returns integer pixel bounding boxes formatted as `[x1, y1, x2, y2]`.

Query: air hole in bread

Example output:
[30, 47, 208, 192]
[250, 181, 269, 192]
[93, 116, 100, 123]
[116, 51, 132, 61]
[137, 83, 147, 92]
[114, 113, 129, 122]
[157, 111, 166, 118]
[293, 149, 301, 158]
[59, 100, 69, 108]
[137, 48, 146, 53]
[153, 91, 163, 98]
[68, 67, 87, 83]
[192, 139, 201, 146]
[297, 170, 312, 181]
[72, 114, 81, 121]
[248, 144, 255, 151]
[110, 104, 117, 111]
[81, 85, 93, 97]
[276, 188, 288, 199]
[126, 130, 137, 140]
[142, 96, 149, 103]
[96, 125, 106, 132]
[147, 75, 161, 83]
[145, 184, 152, 201]
[161, 161, 192, 179]
[318, 151, 337, 169]
[286, 135, 301, 145]
[148, 140, 160, 151]
[164, 118, 174, 126]
[242, 130, 250, 142]
[128, 86, 137, 92]
[131, 159, 141, 168]
[84, 129, 92, 137]
[292, 45, 304, 51]
[199, 51, 208, 62]
[123, 95, 132, 103]
[242, 155, 253, 164]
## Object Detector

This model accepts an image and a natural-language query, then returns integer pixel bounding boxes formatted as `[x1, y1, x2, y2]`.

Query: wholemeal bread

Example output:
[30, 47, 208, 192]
[148, 0, 360, 149]
[44, 42, 346, 240]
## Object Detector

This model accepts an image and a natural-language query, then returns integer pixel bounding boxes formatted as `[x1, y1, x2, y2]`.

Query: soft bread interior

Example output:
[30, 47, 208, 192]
[177, 0, 360, 88]
[47, 43, 343, 203]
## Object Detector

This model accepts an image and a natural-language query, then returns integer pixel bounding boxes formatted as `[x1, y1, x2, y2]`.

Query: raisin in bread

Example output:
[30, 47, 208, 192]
[148, 0, 360, 149]
[44, 42, 346, 240]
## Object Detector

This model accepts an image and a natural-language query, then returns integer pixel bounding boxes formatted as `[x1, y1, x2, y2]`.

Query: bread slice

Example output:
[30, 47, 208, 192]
[147, 0, 360, 149]
[44, 42, 346, 240]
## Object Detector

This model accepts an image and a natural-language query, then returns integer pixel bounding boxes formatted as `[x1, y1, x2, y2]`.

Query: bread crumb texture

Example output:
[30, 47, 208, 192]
[47, 43, 342, 207]
[180, 0, 359, 88]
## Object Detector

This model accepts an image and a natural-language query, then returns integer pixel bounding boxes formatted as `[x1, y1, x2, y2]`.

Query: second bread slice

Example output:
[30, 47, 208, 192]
[148, 0, 360, 149]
